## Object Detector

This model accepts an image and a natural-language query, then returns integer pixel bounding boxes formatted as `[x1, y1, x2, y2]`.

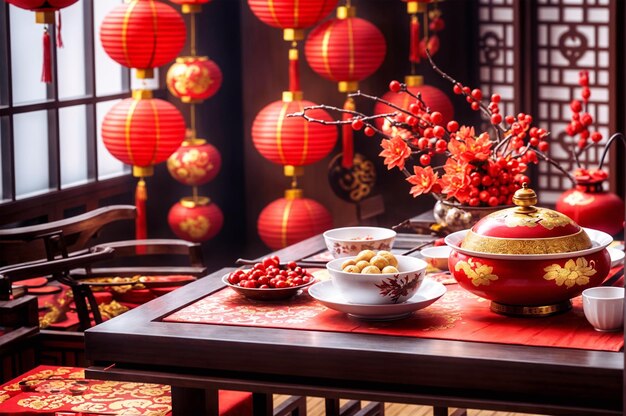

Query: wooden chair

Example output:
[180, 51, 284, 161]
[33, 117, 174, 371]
[0, 205, 136, 268]
[0, 205, 307, 415]
[77, 238, 206, 279]
[0, 205, 206, 330]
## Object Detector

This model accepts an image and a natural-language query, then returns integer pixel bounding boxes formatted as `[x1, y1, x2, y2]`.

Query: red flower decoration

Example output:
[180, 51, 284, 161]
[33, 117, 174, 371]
[379, 137, 411, 170]
[441, 170, 472, 204]
[448, 127, 492, 163]
[407, 166, 439, 198]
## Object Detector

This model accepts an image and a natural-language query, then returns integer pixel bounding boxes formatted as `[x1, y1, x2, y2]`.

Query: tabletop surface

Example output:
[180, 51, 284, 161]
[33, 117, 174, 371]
[85, 232, 624, 415]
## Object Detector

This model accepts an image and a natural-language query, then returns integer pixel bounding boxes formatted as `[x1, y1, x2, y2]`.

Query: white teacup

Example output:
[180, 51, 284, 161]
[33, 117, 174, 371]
[582, 287, 625, 332]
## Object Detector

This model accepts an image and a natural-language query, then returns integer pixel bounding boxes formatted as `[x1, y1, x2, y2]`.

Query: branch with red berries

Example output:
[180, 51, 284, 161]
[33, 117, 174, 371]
[290, 54, 579, 206]
[566, 71, 604, 167]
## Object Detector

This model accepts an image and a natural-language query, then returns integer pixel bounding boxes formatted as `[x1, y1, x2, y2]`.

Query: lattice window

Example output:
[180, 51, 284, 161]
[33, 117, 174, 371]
[477, 0, 613, 204]
[536, 0, 611, 202]
[478, 0, 516, 120]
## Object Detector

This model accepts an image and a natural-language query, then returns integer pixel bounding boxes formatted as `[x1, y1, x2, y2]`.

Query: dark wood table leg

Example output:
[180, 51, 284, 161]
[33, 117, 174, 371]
[253, 392, 274, 416]
[434, 407, 467, 416]
[171, 386, 218, 416]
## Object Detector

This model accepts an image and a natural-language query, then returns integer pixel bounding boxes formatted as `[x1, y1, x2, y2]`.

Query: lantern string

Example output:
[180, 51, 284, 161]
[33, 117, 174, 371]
[190, 12, 196, 56]
[288, 44, 300, 92]
[192, 186, 198, 202]
[341, 96, 356, 168]
[56, 10, 64, 48]
[190, 103, 196, 134]
[409, 14, 420, 66]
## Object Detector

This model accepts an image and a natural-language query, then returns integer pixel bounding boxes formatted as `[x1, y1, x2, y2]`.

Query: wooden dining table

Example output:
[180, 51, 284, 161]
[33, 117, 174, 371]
[84, 232, 624, 416]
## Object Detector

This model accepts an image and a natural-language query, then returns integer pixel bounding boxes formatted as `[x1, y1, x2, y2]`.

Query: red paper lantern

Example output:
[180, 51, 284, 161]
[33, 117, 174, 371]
[166, 56, 223, 103]
[304, 6, 386, 92]
[6, 0, 77, 20]
[252, 93, 337, 167]
[373, 75, 454, 129]
[169, 0, 210, 14]
[167, 137, 222, 186]
[6, 0, 79, 83]
[168, 197, 223, 242]
[257, 189, 333, 250]
[100, 0, 186, 79]
[101, 90, 186, 177]
[248, 0, 338, 41]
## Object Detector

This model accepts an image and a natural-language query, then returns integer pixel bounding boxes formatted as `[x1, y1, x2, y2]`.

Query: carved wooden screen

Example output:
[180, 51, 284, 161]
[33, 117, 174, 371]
[478, 0, 516, 122]
[478, 0, 615, 203]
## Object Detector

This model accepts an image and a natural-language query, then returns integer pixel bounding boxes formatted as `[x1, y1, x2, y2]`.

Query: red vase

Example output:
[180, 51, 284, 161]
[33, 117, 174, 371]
[556, 179, 624, 236]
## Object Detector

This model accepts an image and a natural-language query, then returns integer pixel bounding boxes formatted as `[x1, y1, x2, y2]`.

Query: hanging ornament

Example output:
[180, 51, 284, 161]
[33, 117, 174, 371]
[6, 0, 78, 83]
[167, 133, 222, 186]
[102, 91, 186, 175]
[304, 4, 385, 178]
[102, 90, 186, 239]
[374, 75, 453, 129]
[327, 153, 376, 203]
[168, 196, 223, 242]
[100, 0, 186, 79]
[169, 0, 210, 14]
[257, 189, 333, 250]
[166, 56, 223, 103]
[251, 92, 338, 169]
[248, 0, 339, 41]
[6, 0, 77, 19]
[304, 5, 386, 94]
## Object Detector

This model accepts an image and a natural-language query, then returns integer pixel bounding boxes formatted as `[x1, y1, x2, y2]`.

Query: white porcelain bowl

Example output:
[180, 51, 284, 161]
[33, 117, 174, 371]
[323, 226, 396, 258]
[326, 255, 427, 305]
[420, 246, 452, 271]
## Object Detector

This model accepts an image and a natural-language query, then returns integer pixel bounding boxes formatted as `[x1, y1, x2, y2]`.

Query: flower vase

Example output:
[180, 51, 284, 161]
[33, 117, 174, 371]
[556, 178, 624, 236]
[433, 199, 505, 232]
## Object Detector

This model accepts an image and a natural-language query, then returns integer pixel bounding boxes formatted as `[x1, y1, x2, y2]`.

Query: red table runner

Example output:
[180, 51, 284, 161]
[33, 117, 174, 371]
[0, 366, 253, 416]
[164, 268, 625, 352]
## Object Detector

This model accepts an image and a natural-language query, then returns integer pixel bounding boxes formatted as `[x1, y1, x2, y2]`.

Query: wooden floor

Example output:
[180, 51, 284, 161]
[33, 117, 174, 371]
[274, 396, 544, 416]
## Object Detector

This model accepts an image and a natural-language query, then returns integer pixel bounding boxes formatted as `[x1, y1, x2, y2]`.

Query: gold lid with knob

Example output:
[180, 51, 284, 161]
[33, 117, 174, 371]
[512, 183, 538, 213]
[461, 184, 592, 254]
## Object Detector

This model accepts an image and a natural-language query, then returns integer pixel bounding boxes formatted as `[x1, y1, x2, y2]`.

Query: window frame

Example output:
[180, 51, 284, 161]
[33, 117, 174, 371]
[0, 0, 134, 225]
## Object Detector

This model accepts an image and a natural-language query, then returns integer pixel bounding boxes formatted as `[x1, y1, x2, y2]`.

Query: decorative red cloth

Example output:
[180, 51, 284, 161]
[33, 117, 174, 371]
[163, 267, 625, 352]
[0, 365, 172, 416]
[0, 366, 253, 416]
[25, 278, 190, 330]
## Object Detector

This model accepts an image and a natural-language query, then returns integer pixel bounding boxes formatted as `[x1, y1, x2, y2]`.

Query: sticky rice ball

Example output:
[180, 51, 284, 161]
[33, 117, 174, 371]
[361, 265, 382, 274]
[377, 250, 398, 267]
[343, 265, 361, 274]
[381, 265, 399, 274]
[341, 259, 356, 270]
[369, 255, 389, 270]
[355, 249, 376, 263]
[355, 260, 371, 271]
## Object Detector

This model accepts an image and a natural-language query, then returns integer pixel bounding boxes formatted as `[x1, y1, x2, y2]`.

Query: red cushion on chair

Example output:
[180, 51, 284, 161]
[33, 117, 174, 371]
[91, 291, 114, 304]
[0, 365, 172, 415]
[0, 366, 253, 416]
[13, 277, 48, 288]
[219, 390, 253, 416]
[113, 288, 156, 304]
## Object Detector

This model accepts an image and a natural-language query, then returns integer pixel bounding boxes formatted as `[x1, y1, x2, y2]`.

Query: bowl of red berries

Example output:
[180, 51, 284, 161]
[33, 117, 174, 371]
[223, 256, 316, 300]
